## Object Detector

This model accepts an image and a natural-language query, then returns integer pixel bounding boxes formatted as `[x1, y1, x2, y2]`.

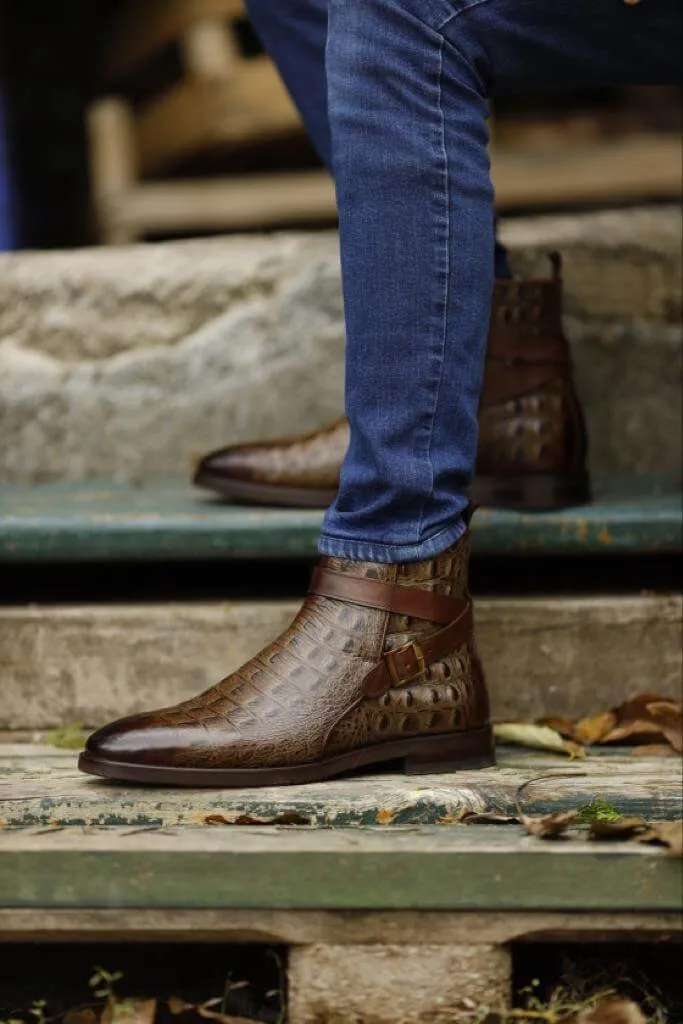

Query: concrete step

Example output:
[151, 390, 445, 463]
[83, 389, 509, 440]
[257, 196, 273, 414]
[2, 594, 680, 730]
[0, 207, 680, 484]
[1, 475, 681, 564]
[2, 745, 681, 827]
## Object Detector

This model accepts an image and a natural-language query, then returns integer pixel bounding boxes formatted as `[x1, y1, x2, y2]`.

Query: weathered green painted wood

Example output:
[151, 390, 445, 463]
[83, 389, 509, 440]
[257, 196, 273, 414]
[1, 477, 680, 561]
[0, 826, 679, 912]
[1, 747, 680, 828]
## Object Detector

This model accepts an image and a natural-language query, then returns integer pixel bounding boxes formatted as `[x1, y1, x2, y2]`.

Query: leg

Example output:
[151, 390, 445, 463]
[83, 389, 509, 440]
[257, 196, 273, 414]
[320, 0, 680, 561]
[320, 0, 494, 561]
[245, 0, 332, 167]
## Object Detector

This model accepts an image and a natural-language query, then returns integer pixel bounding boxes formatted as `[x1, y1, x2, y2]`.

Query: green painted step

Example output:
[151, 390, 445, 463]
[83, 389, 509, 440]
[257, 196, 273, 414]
[0, 824, 679, 913]
[2, 746, 680, 829]
[1, 476, 680, 562]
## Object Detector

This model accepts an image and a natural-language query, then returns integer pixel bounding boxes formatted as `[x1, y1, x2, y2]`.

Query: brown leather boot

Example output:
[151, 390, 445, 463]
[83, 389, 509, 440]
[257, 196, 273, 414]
[79, 517, 493, 787]
[194, 259, 590, 511]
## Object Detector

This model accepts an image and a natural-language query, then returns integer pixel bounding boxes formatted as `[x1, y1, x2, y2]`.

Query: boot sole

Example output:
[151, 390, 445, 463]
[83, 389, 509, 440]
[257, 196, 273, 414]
[470, 471, 591, 511]
[195, 469, 591, 512]
[78, 725, 495, 788]
[194, 469, 337, 508]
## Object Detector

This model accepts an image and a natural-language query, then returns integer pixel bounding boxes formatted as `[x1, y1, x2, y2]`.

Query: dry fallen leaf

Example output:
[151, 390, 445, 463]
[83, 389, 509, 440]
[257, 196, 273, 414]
[646, 700, 683, 753]
[205, 812, 310, 826]
[600, 692, 668, 745]
[101, 1001, 157, 1024]
[536, 716, 578, 739]
[574, 710, 616, 745]
[376, 808, 395, 824]
[458, 811, 520, 825]
[573, 995, 647, 1024]
[588, 816, 647, 840]
[520, 809, 580, 838]
[494, 723, 585, 759]
[639, 820, 683, 857]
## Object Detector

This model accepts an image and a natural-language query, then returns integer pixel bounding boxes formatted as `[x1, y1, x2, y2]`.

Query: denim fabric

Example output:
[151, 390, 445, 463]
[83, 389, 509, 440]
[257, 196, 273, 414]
[246, 0, 513, 275]
[247, 0, 681, 563]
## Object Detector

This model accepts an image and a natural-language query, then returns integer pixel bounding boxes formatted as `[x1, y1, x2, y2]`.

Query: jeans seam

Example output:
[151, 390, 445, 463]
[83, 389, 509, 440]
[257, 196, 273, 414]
[415, 34, 450, 544]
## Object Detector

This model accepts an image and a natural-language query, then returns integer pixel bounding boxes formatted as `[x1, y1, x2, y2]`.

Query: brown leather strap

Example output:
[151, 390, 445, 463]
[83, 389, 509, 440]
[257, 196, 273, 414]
[310, 567, 466, 624]
[362, 602, 474, 698]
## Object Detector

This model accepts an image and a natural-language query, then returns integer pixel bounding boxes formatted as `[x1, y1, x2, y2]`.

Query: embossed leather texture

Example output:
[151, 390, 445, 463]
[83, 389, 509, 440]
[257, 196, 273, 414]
[194, 266, 590, 511]
[79, 525, 493, 786]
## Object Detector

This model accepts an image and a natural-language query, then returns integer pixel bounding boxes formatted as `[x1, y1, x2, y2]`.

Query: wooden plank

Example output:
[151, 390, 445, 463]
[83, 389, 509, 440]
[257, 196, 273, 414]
[107, 171, 336, 235]
[2, 906, 679, 943]
[0, 826, 679, 912]
[106, 0, 246, 81]
[0, 477, 680, 562]
[492, 134, 682, 208]
[136, 72, 301, 175]
[1, 747, 681, 828]
[1, 595, 680, 730]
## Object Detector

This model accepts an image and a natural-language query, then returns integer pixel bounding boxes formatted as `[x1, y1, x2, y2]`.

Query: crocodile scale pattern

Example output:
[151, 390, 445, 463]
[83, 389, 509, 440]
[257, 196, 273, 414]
[86, 531, 488, 771]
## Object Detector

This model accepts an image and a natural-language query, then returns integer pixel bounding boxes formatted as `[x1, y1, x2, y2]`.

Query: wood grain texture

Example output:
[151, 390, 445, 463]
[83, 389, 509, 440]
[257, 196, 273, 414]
[2, 747, 680, 828]
[0, 824, 679, 912]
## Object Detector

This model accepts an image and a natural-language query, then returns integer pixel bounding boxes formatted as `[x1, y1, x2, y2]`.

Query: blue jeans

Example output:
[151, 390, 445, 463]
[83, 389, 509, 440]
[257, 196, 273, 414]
[247, 0, 681, 562]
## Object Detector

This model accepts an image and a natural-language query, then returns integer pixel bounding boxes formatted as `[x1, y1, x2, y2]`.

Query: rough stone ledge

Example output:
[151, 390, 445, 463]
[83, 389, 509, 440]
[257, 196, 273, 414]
[2, 594, 680, 730]
[0, 207, 680, 482]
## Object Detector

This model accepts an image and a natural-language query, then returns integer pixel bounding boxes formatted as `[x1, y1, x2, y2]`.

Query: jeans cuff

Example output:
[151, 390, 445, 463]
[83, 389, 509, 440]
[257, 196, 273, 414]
[317, 516, 467, 563]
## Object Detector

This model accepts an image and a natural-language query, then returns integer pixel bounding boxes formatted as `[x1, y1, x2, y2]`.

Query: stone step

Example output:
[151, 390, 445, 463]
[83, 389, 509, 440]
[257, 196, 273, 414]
[2, 594, 680, 730]
[2, 745, 681, 827]
[1, 475, 680, 564]
[0, 207, 680, 484]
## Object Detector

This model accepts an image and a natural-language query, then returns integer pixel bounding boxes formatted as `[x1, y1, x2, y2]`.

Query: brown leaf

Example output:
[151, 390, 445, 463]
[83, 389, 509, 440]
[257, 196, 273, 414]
[205, 812, 310, 826]
[520, 810, 580, 838]
[646, 701, 683, 753]
[588, 817, 647, 840]
[494, 723, 584, 759]
[639, 820, 683, 857]
[536, 716, 578, 740]
[600, 692, 668, 745]
[574, 710, 616, 745]
[376, 808, 395, 824]
[101, 1001, 157, 1024]
[574, 994, 646, 1024]
[629, 743, 678, 757]
[458, 811, 520, 825]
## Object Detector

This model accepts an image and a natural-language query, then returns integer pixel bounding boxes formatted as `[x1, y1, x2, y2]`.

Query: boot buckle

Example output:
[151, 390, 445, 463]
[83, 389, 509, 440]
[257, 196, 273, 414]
[385, 640, 427, 687]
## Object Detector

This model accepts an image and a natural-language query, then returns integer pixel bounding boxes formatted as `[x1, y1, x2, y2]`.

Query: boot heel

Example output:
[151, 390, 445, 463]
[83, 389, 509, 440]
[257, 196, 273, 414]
[403, 726, 495, 775]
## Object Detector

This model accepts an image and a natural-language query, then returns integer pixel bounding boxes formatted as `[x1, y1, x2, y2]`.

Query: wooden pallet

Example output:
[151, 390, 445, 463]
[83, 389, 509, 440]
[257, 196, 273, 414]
[90, 0, 323, 242]
[1, 813, 680, 1021]
[89, 2, 681, 242]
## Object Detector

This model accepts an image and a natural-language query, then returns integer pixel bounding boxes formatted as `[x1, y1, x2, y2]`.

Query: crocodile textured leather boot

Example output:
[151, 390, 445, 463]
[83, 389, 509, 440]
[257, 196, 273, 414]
[194, 259, 589, 511]
[79, 515, 493, 787]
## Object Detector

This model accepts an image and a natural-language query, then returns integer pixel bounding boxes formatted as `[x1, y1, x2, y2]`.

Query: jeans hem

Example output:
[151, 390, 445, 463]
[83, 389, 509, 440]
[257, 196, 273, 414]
[318, 516, 467, 563]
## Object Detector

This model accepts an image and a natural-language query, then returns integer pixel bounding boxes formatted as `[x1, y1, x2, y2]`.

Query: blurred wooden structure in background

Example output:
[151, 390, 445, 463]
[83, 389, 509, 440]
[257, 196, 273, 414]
[88, 0, 682, 244]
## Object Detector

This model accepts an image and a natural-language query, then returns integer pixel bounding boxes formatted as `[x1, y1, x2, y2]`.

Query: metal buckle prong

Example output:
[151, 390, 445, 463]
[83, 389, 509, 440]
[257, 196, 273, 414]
[385, 640, 427, 688]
